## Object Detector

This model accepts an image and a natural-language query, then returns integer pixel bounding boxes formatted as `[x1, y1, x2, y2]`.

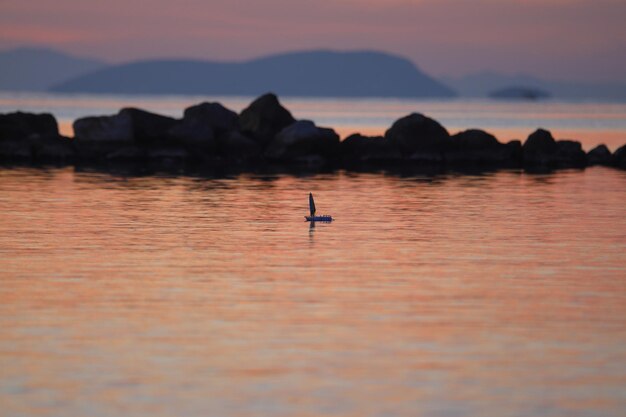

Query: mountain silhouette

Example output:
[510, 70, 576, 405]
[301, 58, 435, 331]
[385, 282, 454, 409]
[51, 50, 455, 97]
[0, 47, 104, 91]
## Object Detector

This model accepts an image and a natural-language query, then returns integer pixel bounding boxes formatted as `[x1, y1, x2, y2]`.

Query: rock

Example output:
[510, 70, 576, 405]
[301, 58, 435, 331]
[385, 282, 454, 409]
[168, 119, 216, 152]
[505, 140, 523, 164]
[450, 129, 500, 149]
[0, 139, 32, 161]
[73, 111, 133, 159]
[523, 128, 558, 165]
[104, 146, 147, 162]
[218, 131, 262, 160]
[31, 135, 75, 163]
[446, 129, 517, 165]
[523, 129, 586, 167]
[554, 140, 586, 167]
[169, 102, 239, 153]
[0, 135, 75, 164]
[74, 107, 177, 145]
[587, 144, 612, 166]
[384, 113, 450, 158]
[265, 120, 339, 163]
[0, 112, 59, 140]
[146, 147, 189, 162]
[119, 108, 178, 145]
[340, 134, 399, 164]
[73, 111, 134, 143]
[74, 108, 178, 159]
[524, 128, 557, 153]
[613, 144, 626, 170]
[238, 93, 296, 147]
[183, 102, 238, 135]
[0, 112, 71, 163]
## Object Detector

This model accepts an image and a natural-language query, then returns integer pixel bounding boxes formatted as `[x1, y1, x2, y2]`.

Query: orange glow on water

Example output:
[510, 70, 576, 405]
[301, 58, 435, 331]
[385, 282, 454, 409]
[1, 168, 625, 416]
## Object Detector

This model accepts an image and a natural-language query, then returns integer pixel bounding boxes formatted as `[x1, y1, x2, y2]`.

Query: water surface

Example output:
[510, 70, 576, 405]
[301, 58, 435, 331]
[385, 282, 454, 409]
[1, 167, 625, 417]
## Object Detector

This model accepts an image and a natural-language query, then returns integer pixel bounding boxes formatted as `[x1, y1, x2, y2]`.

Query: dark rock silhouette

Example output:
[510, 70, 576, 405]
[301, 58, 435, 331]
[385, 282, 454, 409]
[446, 129, 519, 166]
[554, 140, 587, 167]
[120, 108, 178, 145]
[184, 102, 238, 135]
[385, 113, 450, 162]
[613, 145, 626, 170]
[73, 108, 178, 160]
[238, 93, 296, 147]
[218, 131, 262, 161]
[340, 134, 399, 165]
[0, 112, 59, 140]
[523, 129, 587, 167]
[73, 111, 134, 144]
[2, 94, 625, 173]
[587, 145, 612, 166]
[51, 50, 456, 98]
[523, 129, 558, 165]
[0, 112, 74, 163]
[265, 120, 339, 164]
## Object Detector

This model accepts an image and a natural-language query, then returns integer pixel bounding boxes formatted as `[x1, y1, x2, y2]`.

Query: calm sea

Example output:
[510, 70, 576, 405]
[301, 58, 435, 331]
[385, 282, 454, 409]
[1, 92, 626, 150]
[1, 166, 625, 417]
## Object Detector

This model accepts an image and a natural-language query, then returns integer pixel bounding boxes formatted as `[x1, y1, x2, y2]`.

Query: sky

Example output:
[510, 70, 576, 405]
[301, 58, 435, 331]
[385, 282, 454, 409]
[1, 0, 625, 82]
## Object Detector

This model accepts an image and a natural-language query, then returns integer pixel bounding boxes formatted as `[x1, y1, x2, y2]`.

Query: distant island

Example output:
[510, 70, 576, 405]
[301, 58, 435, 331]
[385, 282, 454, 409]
[49, 50, 455, 98]
[442, 71, 626, 101]
[489, 86, 551, 100]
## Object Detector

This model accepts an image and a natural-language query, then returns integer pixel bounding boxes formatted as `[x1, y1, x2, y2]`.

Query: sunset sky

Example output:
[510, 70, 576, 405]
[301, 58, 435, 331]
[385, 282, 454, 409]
[1, 0, 625, 82]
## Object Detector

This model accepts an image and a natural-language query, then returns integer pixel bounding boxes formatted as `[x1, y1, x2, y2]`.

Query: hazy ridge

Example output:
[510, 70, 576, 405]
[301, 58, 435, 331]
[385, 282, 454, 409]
[50, 50, 455, 98]
[0, 47, 104, 91]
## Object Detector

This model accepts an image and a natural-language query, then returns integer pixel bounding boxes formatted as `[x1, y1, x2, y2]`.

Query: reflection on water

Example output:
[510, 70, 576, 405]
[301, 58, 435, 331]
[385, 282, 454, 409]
[1, 167, 625, 417]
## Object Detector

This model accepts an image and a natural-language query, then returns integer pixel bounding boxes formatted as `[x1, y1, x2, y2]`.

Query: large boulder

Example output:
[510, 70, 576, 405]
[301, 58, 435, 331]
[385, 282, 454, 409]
[168, 102, 238, 154]
[340, 133, 399, 164]
[0, 112, 73, 163]
[0, 112, 59, 141]
[587, 144, 612, 166]
[265, 120, 339, 164]
[168, 121, 215, 152]
[73, 111, 134, 143]
[523, 128, 557, 165]
[184, 102, 238, 135]
[523, 129, 587, 167]
[218, 131, 262, 161]
[554, 140, 586, 167]
[238, 93, 295, 147]
[73, 108, 179, 159]
[31, 135, 75, 163]
[613, 144, 626, 170]
[74, 108, 177, 144]
[119, 108, 178, 145]
[446, 129, 518, 166]
[450, 129, 500, 149]
[524, 128, 557, 153]
[384, 113, 450, 160]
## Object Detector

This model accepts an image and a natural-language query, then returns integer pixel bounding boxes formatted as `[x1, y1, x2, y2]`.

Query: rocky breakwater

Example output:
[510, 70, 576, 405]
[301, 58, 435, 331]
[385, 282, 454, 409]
[70, 93, 339, 171]
[1, 93, 625, 173]
[0, 112, 74, 163]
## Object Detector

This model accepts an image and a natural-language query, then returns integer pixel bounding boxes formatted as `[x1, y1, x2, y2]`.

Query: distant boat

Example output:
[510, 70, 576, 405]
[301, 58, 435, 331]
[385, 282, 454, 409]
[305, 193, 333, 222]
